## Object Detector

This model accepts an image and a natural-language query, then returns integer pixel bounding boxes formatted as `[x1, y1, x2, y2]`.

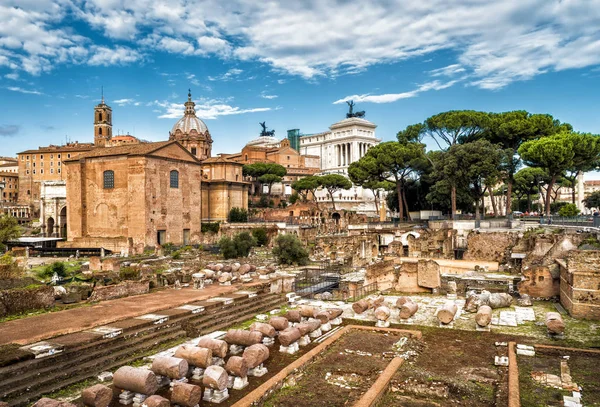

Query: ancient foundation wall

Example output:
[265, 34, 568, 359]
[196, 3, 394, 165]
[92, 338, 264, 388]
[0, 285, 54, 317]
[89, 281, 149, 302]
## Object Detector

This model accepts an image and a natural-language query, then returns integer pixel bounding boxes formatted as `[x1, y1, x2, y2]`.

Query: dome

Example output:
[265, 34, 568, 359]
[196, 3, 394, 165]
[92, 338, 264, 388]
[171, 114, 208, 135]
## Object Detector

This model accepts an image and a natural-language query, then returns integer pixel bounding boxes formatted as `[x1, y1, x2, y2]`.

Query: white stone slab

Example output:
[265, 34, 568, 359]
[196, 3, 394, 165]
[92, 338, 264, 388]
[514, 306, 536, 323]
[495, 356, 509, 366]
[206, 297, 234, 305]
[517, 349, 535, 356]
[20, 341, 64, 358]
[177, 304, 205, 314]
[88, 326, 123, 338]
[498, 311, 518, 327]
[136, 314, 169, 324]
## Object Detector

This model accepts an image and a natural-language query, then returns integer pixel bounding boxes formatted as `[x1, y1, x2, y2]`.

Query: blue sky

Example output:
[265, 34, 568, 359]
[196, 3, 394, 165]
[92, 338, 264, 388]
[2, 0, 600, 166]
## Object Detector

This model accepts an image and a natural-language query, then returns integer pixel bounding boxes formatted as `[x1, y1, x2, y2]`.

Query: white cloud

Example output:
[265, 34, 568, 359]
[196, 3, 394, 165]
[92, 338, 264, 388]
[334, 80, 460, 104]
[208, 68, 243, 81]
[261, 92, 278, 99]
[3, 1, 600, 89]
[7, 86, 44, 95]
[186, 73, 200, 86]
[4, 73, 19, 80]
[113, 98, 135, 106]
[152, 97, 270, 120]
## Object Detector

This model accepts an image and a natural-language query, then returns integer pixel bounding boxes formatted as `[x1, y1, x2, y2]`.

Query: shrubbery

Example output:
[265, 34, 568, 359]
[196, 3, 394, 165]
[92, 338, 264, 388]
[201, 222, 220, 234]
[272, 234, 309, 265]
[119, 266, 139, 280]
[228, 207, 248, 223]
[219, 232, 257, 259]
[40, 262, 67, 279]
[252, 228, 268, 247]
[558, 203, 580, 217]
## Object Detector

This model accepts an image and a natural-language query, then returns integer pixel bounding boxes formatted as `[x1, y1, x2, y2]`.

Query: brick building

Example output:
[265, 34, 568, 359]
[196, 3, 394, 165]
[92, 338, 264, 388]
[63, 141, 203, 254]
[559, 250, 600, 320]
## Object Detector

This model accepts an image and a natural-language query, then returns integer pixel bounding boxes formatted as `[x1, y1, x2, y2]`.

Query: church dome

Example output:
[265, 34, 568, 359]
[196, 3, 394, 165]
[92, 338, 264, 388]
[171, 114, 208, 135]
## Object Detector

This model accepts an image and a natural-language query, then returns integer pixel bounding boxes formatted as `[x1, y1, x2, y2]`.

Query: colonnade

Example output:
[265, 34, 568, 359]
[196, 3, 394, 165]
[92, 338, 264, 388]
[335, 142, 373, 167]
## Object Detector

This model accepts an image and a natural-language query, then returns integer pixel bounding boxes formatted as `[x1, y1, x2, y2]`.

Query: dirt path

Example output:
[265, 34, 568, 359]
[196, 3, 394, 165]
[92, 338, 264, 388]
[0, 284, 241, 346]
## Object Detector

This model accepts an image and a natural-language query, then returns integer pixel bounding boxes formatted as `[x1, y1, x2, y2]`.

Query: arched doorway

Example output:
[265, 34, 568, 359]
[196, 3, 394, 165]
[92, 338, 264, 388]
[331, 212, 341, 224]
[59, 207, 67, 238]
[47, 217, 55, 237]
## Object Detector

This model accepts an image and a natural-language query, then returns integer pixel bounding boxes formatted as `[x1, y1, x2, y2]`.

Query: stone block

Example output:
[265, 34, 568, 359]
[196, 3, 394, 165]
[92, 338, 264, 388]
[417, 259, 441, 289]
[89, 256, 102, 272]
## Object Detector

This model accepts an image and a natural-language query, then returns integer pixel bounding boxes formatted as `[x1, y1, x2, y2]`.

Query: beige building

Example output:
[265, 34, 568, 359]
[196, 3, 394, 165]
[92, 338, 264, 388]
[201, 156, 249, 221]
[63, 141, 203, 254]
[0, 171, 19, 203]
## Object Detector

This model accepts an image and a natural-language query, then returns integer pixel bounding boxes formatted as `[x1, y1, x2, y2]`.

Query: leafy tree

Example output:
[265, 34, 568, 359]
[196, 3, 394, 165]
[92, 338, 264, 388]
[519, 132, 600, 216]
[348, 155, 396, 214]
[558, 203, 580, 217]
[434, 139, 502, 220]
[583, 191, 600, 210]
[42, 261, 67, 278]
[0, 214, 20, 252]
[243, 163, 287, 196]
[291, 176, 322, 207]
[410, 110, 491, 217]
[360, 141, 425, 220]
[513, 167, 548, 212]
[484, 111, 568, 217]
[289, 192, 300, 205]
[272, 234, 309, 265]
[218, 232, 257, 259]
[252, 228, 269, 247]
[228, 207, 248, 222]
[563, 133, 600, 203]
[318, 174, 352, 210]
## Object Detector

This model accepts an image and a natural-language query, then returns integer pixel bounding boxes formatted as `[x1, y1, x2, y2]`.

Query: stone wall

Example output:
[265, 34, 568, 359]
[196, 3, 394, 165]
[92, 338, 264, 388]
[88, 280, 150, 302]
[560, 250, 600, 319]
[363, 259, 438, 293]
[0, 286, 54, 317]
[463, 231, 518, 263]
[518, 265, 560, 298]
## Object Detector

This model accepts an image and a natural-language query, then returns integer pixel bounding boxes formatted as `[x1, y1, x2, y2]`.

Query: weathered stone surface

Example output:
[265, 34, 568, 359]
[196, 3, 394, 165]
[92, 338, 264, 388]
[417, 259, 441, 289]
[113, 366, 158, 394]
[32, 398, 77, 407]
[278, 327, 301, 346]
[488, 293, 513, 309]
[143, 395, 170, 407]
[250, 322, 276, 338]
[475, 305, 492, 327]
[298, 305, 316, 318]
[218, 272, 232, 283]
[242, 344, 270, 368]
[374, 306, 391, 321]
[268, 316, 289, 331]
[238, 264, 252, 275]
[224, 329, 263, 346]
[0, 285, 54, 318]
[546, 312, 565, 334]
[517, 294, 533, 306]
[314, 310, 330, 324]
[81, 384, 112, 407]
[151, 356, 188, 379]
[399, 301, 418, 319]
[325, 308, 343, 319]
[285, 310, 301, 323]
[437, 301, 458, 324]
[174, 345, 212, 368]
[296, 320, 320, 336]
[197, 337, 228, 358]
[352, 299, 370, 314]
[88, 281, 149, 302]
[202, 365, 229, 391]
[395, 296, 411, 308]
[171, 382, 202, 407]
[225, 355, 248, 378]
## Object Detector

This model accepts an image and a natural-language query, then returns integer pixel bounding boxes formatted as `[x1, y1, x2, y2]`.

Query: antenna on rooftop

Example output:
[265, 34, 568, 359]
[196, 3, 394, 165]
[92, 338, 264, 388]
[101, 86, 104, 104]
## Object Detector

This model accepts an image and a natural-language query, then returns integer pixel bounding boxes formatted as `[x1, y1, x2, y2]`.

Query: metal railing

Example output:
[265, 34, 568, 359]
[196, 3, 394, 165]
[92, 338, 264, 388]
[347, 282, 379, 302]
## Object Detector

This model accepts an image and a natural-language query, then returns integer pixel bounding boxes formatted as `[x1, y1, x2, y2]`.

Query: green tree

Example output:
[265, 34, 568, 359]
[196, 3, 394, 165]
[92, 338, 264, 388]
[558, 203, 580, 217]
[583, 191, 600, 210]
[243, 163, 287, 196]
[360, 141, 425, 220]
[513, 167, 548, 212]
[519, 132, 600, 216]
[272, 234, 309, 265]
[411, 110, 491, 217]
[218, 237, 237, 259]
[291, 176, 322, 207]
[218, 232, 257, 259]
[435, 140, 502, 220]
[252, 228, 269, 247]
[484, 111, 568, 217]
[288, 192, 300, 205]
[0, 214, 20, 252]
[348, 155, 390, 214]
[318, 174, 352, 210]
[228, 207, 248, 223]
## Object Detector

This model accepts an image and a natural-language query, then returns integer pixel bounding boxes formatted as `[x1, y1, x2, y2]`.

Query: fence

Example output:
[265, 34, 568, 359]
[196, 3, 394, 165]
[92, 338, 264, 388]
[346, 282, 379, 302]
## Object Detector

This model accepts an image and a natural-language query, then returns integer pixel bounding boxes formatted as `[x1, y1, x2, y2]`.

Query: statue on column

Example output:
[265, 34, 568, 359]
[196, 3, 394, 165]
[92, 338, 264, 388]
[346, 100, 366, 118]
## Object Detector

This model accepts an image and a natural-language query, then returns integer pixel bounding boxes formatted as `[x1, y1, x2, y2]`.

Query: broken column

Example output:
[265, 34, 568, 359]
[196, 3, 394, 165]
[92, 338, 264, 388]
[315, 310, 332, 331]
[488, 293, 513, 309]
[398, 301, 419, 320]
[298, 305, 316, 320]
[475, 305, 492, 328]
[325, 308, 344, 325]
[242, 343, 270, 377]
[197, 337, 228, 365]
[171, 382, 202, 407]
[268, 316, 290, 332]
[218, 272, 232, 285]
[142, 395, 170, 407]
[225, 356, 249, 390]
[395, 296, 411, 308]
[250, 322, 277, 345]
[278, 327, 301, 354]
[285, 310, 302, 325]
[352, 299, 370, 315]
[545, 312, 565, 335]
[192, 272, 205, 289]
[151, 356, 188, 388]
[202, 365, 229, 403]
[113, 366, 158, 405]
[223, 329, 263, 354]
[296, 320, 321, 346]
[174, 345, 212, 380]
[81, 384, 113, 407]
[437, 301, 458, 325]
[375, 305, 391, 328]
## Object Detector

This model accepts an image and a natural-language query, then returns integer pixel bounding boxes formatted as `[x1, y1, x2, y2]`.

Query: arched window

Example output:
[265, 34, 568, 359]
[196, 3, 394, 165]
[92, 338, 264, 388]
[98, 128, 102, 135]
[98, 112, 102, 121]
[103, 170, 114, 189]
[170, 170, 179, 188]
[191, 147, 197, 156]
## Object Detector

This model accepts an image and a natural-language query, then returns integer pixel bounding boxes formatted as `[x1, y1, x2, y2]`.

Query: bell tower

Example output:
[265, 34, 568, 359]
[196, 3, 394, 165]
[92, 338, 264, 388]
[94, 89, 112, 147]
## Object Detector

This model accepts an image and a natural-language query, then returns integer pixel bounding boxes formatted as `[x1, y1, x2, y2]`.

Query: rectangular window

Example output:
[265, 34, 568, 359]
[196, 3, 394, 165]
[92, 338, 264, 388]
[183, 229, 190, 245]
[50, 162, 53, 166]
[103, 170, 114, 189]
[58, 162, 61, 166]
[50, 169, 54, 174]
[33, 169, 36, 174]
[21, 156, 24, 161]
[170, 170, 179, 188]
[26, 155, 29, 160]
[58, 154, 61, 159]
[58, 168, 61, 174]
[40, 169, 43, 174]
[40, 155, 43, 159]
[67, 154, 71, 158]
[26, 170, 29, 175]
[50, 154, 53, 159]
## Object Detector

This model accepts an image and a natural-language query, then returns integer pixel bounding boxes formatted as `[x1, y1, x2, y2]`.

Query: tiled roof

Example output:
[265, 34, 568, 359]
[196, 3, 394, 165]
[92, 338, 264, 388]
[18, 143, 95, 154]
[65, 141, 174, 160]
